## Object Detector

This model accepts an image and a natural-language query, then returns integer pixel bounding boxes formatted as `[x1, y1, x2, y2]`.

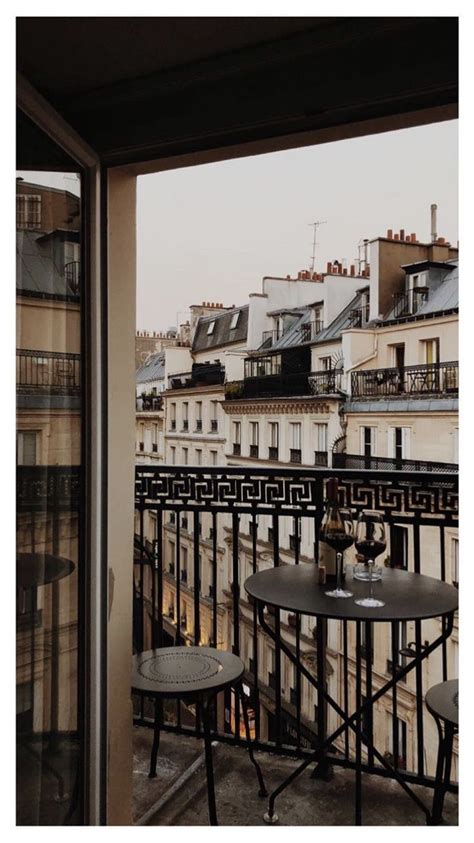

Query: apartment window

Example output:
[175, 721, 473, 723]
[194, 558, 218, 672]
[182, 402, 189, 431]
[230, 311, 240, 330]
[195, 448, 202, 466]
[152, 423, 158, 453]
[210, 401, 218, 431]
[250, 421, 259, 457]
[210, 450, 218, 466]
[207, 320, 216, 335]
[196, 401, 202, 431]
[268, 648, 276, 689]
[314, 423, 328, 453]
[320, 356, 333, 370]
[389, 427, 410, 462]
[232, 421, 241, 455]
[170, 446, 176, 465]
[182, 447, 188, 465]
[359, 426, 376, 460]
[181, 547, 188, 583]
[452, 538, 459, 587]
[139, 422, 145, 452]
[170, 402, 176, 430]
[422, 338, 440, 365]
[269, 422, 279, 460]
[168, 541, 175, 574]
[16, 193, 41, 229]
[289, 422, 302, 463]
[17, 431, 38, 466]
[390, 525, 408, 570]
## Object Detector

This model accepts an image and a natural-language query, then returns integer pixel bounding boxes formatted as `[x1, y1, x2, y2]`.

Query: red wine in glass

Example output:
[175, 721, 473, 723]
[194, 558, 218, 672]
[354, 511, 386, 608]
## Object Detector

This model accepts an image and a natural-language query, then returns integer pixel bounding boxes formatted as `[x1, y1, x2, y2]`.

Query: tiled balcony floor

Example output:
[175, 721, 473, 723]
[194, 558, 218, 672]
[133, 727, 458, 826]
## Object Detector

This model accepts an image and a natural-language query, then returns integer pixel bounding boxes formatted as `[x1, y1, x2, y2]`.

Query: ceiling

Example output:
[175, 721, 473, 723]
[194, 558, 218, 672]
[17, 17, 458, 168]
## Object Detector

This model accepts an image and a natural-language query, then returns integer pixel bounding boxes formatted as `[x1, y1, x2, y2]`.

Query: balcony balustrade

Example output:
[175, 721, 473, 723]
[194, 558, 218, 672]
[333, 453, 458, 473]
[16, 349, 81, 394]
[233, 443, 241, 456]
[290, 448, 302, 464]
[351, 361, 458, 399]
[392, 287, 429, 318]
[299, 320, 324, 342]
[268, 447, 278, 461]
[348, 304, 370, 328]
[195, 419, 202, 431]
[314, 450, 328, 466]
[136, 395, 162, 411]
[249, 444, 259, 458]
[225, 368, 343, 401]
[182, 420, 189, 431]
[210, 419, 218, 432]
[133, 463, 458, 799]
[64, 260, 81, 295]
[260, 329, 283, 348]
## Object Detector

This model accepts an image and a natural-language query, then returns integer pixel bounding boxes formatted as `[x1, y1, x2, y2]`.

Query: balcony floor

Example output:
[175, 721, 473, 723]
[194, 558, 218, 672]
[133, 727, 458, 826]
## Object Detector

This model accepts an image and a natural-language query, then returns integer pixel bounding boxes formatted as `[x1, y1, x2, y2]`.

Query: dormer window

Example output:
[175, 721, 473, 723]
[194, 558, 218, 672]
[207, 321, 215, 335]
[230, 311, 240, 330]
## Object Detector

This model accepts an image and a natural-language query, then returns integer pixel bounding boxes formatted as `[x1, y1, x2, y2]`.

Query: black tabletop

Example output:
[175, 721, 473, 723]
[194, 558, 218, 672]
[425, 679, 458, 726]
[132, 646, 244, 698]
[245, 564, 458, 622]
[17, 553, 75, 589]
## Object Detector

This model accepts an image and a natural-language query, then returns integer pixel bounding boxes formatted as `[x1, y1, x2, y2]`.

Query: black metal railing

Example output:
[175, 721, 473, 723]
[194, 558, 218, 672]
[64, 261, 81, 295]
[334, 453, 458, 473]
[392, 288, 429, 318]
[233, 443, 241, 456]
[136, 396, 162, 411]
[348, 304, 370, 328]
[211, 420, 218, 432]
[133, 464, 458, 792]
[250, 445, 259, 458]
[351, 361, 458, 399]
[314, 451, 328, 466]
[168, 364, 225, 389]
[290, 449, 302, 464]
[225, 369, 343, 401]
[268, 447, 279, 461]
[196, 420, 202, 431]
[260, 329, 283, 348]
[299, 320, 324, 343]
[16, 349, 81, 394]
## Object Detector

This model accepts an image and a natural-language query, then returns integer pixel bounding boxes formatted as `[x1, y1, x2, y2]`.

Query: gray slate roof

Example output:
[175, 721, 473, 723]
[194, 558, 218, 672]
[383, 261, 458, 321]
[269, 288, 370, 350]
[193, 305, 248, 352]
[16, 230, 78, 298]
[136, 351, 166, 383]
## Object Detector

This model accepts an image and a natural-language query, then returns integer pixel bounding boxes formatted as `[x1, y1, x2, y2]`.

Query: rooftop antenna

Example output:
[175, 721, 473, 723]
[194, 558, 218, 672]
[308, 220, 327, 272]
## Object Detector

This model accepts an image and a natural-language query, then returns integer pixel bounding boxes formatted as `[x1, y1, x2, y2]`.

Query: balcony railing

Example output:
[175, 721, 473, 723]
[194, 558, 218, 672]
[136, 395, 162, 411]
[299, 320, 324, 342]
[392, 287, 429, 318]
[314, 450, 328, 466]
[233, 443, 241, 456]
[225, 369, 343, 401]
[16, 349, 81, 394]
[64, 261, 80, 295]
[348, 304, 370, 328]
[268, 446, 278, 461]
[249, 444, 259, 458]
[260, 329, 283, 348]
[351, 361, 458, 399]
[290, 448, 302, 464]
[333, 453, 458, 473]
[134, 463, 458, 793]
[168, 363, 225, 389]
[210, 419, 218, 432]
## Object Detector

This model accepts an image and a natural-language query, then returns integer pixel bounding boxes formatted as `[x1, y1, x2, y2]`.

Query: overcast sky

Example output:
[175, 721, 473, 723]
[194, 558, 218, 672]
[137, 120, 458, 331]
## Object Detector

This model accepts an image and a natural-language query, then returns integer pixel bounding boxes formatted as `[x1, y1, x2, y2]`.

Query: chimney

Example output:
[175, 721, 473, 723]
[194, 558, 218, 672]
[326, 261, 332, 273]
[431, 204, 438, 243]
[411, 233, 417, 242]
[350, 264, 355, 275]
[387, 229, 393, 239]
[343, 268, 347, 275]
[394, 233, 399, 241]
[400, 229, 405, 241]
[338, 263, 343, 274]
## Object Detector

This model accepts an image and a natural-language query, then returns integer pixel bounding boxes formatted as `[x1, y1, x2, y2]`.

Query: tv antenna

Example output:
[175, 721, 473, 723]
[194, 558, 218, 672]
[308, 220, 327, 272]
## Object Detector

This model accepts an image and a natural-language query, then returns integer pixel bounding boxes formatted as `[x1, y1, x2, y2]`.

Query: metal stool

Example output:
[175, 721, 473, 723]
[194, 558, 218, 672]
[132, 646, 267, 825]
[425, 678, 458, 824]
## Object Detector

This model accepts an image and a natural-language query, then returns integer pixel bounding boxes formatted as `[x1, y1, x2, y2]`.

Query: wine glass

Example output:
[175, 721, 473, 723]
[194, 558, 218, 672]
[354, 510, 386, 608]
[321, 504, 354, 598]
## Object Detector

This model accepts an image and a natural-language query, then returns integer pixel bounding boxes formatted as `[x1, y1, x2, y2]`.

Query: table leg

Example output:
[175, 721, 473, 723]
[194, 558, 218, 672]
[310, 618, 333, 781]
[237, 683, 267, 797]
[431, 719, 455, 825]
[148, 697, 162, 779]
[201, 698, 218, 826]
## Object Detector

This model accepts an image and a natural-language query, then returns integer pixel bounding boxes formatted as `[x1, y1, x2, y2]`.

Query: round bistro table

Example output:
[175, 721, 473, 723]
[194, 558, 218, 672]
[132, 646, 267, 825]
[245, 564, 458, 825]
[425, 678, 458, 824]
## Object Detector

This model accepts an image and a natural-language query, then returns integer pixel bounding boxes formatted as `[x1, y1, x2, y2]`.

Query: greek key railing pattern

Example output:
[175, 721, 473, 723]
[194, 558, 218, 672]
[17, 466, 81, 511]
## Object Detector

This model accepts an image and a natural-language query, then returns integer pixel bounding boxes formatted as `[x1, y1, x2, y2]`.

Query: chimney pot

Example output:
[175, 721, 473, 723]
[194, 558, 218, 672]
[350, 264, 355, 275]
[387, 229, 393, 239]
[411, 233, 416, 242]
[400, 229, 405, 240]
[343, 268, 347, 275]
[394, 233, 399, 241]
[326, 261, 332, 273]
[338, 264, 343, 274]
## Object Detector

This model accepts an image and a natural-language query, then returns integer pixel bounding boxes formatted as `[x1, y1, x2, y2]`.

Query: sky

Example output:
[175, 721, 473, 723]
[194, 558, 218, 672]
[136, 120, 458, 331]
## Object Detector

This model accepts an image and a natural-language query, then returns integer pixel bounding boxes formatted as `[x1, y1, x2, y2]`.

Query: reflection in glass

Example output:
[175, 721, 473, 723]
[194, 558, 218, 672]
[16, 144, 82, 825]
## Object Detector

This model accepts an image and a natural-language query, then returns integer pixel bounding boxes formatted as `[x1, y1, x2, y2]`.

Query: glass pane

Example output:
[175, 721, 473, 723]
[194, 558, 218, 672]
[16, 118, 83, 825]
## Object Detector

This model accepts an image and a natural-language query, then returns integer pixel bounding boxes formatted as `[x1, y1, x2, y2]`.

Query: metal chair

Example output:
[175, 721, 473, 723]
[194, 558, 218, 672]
[132, 646, 267, 825]
[425, 678, 458, 824]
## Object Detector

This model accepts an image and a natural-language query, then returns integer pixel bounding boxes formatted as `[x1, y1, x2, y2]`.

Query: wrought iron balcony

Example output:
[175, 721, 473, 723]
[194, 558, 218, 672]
[351, 361, 458, 399]
[225, 369, 343, 401]
[133, 462, 458, 805]
[233, 443, 241, 456]
[195, 419, 202, 431]
[136, 395, 162, 411]
[268, 446, 278, 461]
[168, 362, 225, 390]
[298, 320, 324, 343]
[260, 329, 283, 348]
[182, 420, 189, 431]
[64, 260, 80, 295]
[314, 450, 328, 466]
[290, 448, 302, 464]
[392, 287, 429, 318]
[249, 444, 259, 458]
[333, 453, 458, 473]
[16, 349, 81, 394]
[348, 304, 370, 328]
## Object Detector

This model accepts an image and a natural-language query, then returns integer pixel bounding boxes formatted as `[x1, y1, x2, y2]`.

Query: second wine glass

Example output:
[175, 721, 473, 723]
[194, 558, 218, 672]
[354, 510, 386, 608]
[321, 505, 354, 598]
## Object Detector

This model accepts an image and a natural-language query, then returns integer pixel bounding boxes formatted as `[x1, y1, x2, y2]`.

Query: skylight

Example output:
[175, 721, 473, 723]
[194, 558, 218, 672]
[230, 311, 240, 330]
[207, 320, 216, 335]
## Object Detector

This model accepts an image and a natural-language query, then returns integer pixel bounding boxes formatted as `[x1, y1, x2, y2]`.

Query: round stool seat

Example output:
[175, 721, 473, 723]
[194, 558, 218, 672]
[426, 679, 458, 727]
[132, 646, 244, 699]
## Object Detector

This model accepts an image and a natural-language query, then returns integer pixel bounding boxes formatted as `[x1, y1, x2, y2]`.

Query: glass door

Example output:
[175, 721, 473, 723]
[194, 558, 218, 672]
[17, 113, 85, 825]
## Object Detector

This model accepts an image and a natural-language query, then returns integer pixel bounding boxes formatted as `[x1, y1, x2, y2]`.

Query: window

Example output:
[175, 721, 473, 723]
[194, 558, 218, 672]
[207, 320, 216, 335]
[210, 450, 218, 465]
[195, 448, 202, 465]
[16, 193, 41, 229]
[170, 402, 176, 430]
[232, 421, 241, 455]
[315, 423, 328, 455]
[170, 446, 176, 464]
[269, 422, 279, 448]
[250, 421, 259, 457]
[390, 525, 408, 570]
[138, 422, 145, 452]
[230, 311, 240, 330]
[181, 547, 188, 582]
[389, 427, 410, 461]
[320, 356, 332, 370]
[360, 426, 376, 458]
[182, 447, 188, 465]
[422, 338, 440, 365]
[168, 541, 175, 574]
[17, 431, 38, 465]
[152, 423, 158, 453]
[196, 401, 202, 430]
[182, 402, 189, 430]
[452, 538, 459, 587]
[289, 422, 302, 463]
[210, 401, 218, 431]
